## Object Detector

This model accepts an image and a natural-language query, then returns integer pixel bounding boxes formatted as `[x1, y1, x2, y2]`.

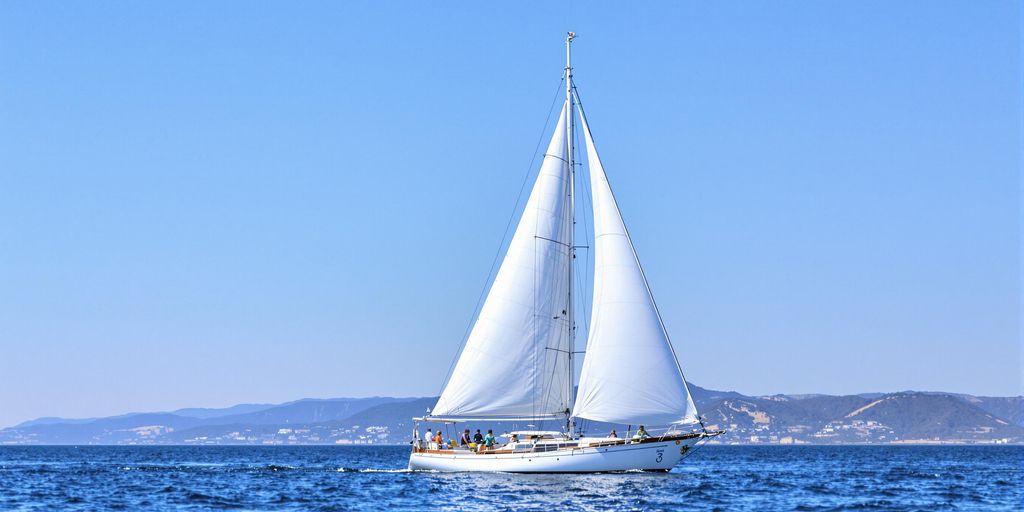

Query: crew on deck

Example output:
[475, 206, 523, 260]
[632, 425, 651, 442]
[476, 429, 495, 452]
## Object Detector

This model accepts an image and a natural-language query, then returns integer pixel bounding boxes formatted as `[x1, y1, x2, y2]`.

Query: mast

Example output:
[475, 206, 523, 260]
[565, 31, 576, 436]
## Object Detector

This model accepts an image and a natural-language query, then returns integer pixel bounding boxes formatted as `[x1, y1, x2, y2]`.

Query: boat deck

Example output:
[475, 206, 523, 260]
[412, 432, 706, 455]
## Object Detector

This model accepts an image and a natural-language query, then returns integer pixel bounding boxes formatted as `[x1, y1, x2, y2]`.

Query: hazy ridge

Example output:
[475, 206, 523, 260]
[2, 386, 1020, 445]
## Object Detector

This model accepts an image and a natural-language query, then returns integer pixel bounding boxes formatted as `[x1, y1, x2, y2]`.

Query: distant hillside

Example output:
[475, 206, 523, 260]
[687, 384, 748, 405]
[0, 397, 420, 445]
[698, 391, 1023, 444]
[1, 387, 1020, 446]
[7, 413, 207, 444]
[194, 397, 413, 426]
[957, 395, 1023, 428]
[170, 403, 276, 420]
[839, 393, 1021, 440]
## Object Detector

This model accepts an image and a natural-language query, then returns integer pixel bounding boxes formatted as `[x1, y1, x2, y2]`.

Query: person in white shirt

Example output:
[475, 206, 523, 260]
[424, 428, 433, 448]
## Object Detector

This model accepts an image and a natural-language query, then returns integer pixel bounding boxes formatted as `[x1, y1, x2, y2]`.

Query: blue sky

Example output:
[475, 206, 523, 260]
[1, 1, 1019, 428]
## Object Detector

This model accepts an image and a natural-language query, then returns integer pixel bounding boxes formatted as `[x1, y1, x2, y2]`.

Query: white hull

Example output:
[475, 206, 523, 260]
[408, 436, 701, 473]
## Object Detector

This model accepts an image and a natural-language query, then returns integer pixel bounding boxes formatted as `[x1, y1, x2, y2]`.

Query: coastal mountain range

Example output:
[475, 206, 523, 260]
[2, 386, 1020, 445]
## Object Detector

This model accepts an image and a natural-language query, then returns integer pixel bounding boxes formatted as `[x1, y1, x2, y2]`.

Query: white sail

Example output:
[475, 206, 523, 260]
[571, 108, 699, 426]
[430, 103, 573, 420]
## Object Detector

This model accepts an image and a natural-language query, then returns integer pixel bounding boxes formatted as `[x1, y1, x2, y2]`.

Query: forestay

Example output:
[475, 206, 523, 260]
[429, 103, 573, 420]
[571, 107, 699, 426]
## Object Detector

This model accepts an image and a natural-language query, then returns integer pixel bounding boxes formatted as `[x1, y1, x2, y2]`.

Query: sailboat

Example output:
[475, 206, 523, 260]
[408, 33, 722, 473]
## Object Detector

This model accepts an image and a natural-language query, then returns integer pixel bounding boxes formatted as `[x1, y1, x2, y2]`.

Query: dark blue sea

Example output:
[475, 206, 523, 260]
[0, 445, 1020, 511]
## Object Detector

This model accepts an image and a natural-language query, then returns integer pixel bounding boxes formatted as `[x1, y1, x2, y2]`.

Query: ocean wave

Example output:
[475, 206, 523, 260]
[1, 445, 1020, 510]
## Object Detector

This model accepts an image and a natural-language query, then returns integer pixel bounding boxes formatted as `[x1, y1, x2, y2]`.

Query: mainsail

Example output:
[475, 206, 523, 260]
[571, 105, 700, 426]
[429, 103, 573, 420]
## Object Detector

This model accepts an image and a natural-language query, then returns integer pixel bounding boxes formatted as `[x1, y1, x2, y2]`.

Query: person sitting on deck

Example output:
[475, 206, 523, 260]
[473, 429, 484, 445]
[632, 425, 651, 442]
[459, 429, 471, 447]
[508, 433, 519, 444]
[483, 430, 496, 450]
[608, 429, 618, 438]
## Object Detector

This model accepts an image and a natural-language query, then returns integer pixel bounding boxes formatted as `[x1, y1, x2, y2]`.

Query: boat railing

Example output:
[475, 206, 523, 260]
[413, 438, 588, 455]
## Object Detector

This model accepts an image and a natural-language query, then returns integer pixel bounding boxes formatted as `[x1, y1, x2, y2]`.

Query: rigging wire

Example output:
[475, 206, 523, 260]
[573, 87, 593, 348]
[536, 100, 575, 428]
[563, 78, 594, 434]
[434, 78, 569, 402]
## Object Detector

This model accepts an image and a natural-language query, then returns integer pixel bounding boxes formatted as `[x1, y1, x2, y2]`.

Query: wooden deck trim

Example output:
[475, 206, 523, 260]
[412, 431, 710, 456]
